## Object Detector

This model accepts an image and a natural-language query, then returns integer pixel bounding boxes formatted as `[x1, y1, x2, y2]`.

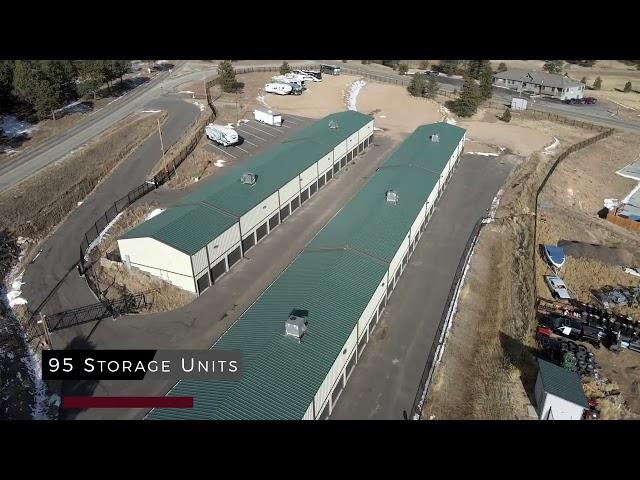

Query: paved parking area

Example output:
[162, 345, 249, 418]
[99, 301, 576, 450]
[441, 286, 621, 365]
[330, 153, 515, 420]
[203, 114, 312, 160]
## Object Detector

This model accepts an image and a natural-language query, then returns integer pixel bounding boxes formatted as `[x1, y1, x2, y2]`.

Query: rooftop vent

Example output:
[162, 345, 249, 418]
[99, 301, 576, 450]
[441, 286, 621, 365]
[241, 172, 257, 185]
[430, 134, 440, 143]
[328, 120, 339, 129]
[285, 309, 309, 342]
[386, 190, 399, 205]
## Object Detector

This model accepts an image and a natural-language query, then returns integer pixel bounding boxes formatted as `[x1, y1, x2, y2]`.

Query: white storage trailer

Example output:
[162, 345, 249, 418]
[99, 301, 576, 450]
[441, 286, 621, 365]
[205, 124, 239, 146]
[254, 109, 282, 126]
[511, 97, 528, 110]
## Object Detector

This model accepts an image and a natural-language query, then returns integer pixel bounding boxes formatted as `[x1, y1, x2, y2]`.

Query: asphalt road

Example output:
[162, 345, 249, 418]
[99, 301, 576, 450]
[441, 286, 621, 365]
[22, 97, 200, 315]
[0, 62, 187, 191]
[326, 63, 640, 132]
[330, 153, 515, 420]
[48, 135, 399, 420]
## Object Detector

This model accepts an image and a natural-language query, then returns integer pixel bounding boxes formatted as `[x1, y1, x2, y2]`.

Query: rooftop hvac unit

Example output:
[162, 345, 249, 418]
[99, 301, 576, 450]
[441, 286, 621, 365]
[430, 134, 440, 143]
[386, 190, 399, 205]
[241, 172, 257, 185]
[328, 120, 339, 129]
[285, 309, 309, 342]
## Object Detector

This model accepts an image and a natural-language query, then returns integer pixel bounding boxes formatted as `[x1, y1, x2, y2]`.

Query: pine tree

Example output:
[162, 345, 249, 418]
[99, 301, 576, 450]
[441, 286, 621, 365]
[593, 76, 602, 90]
[424, 77, 439, 98]
[12, 60, 73, 120]
[218, 60, 237, 93]
[279, 61, 291, 75]
[501, 108, 511, 122]
[624, 81, 632, 92]
[479, 62, 494, 100]
[111, 60, 131, 87]
[407, 73, 427, 97]
[398, 64, 408, 75]
[0, 60, 15, 115]
[438, 60, 460, 76]
[581, 76, 587, 84]
[497, 62, 507, 72]
[450, 74, 480, 117]
[543, 60, 564, 74]
[468, 60, 490, 80]
[419, 60, 430, 70]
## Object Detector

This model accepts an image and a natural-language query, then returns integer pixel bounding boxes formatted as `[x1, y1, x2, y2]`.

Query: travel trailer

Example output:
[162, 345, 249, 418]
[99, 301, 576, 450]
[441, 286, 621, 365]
[205, 124, 239, 146]
[254, 109, 282, 126]
[264, 82, 293, 95]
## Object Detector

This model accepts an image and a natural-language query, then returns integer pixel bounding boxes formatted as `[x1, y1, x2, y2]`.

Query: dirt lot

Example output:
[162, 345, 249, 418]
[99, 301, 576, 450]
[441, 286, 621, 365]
[91, 203, 195, 312]
[0, 110, 166, 251]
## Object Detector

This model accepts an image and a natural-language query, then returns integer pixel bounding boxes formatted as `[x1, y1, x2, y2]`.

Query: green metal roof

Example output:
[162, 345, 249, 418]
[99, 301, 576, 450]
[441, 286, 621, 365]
[309, 167, 439, 263]
[384, 122, 465, 174]
[120, 111, 372, 255]
[537, 358, 588, 408]
[146, 248, 387, 420]
[120, 204, 237, 255]
[146, 121, 466, 420]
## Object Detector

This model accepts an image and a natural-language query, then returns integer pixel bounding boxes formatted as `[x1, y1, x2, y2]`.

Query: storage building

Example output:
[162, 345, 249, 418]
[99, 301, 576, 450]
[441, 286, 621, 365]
[535, 358, 588, 420]
[146, 122, 466, 420]
[117, 111, 375, 294]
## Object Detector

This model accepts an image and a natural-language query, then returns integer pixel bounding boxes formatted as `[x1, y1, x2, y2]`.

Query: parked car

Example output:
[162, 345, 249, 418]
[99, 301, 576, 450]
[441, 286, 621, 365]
[544, 275, 572, 300]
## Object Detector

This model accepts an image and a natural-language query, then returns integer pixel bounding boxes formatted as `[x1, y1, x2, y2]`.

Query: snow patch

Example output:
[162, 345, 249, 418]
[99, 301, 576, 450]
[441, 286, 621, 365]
[194, 101, 206, 112]
[374, 127, 384, 132]
[214, 160, 226, 167]
[141, 109, 161, 113]
[604, 198, 620, 210]
[257, 94, 271, 109]
[346, 80, 366, 111]
[0, 115, 37, 140]
[84, 212, 123, 259]
[77, 201, 83, 206]
[379, 115, 386, 118]
[468, 152, 499, 157]
[178, 90, 195, 95]
[624, 267, 640, 277]
[483, 188, 504, 223]
[145, 208, 164, 220]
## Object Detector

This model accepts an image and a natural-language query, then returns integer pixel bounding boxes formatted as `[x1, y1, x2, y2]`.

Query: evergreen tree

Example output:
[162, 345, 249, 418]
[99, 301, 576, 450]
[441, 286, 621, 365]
[419, 60, 430, 70]
[424, 76, 439, 98]
[407, 73, 427, 97]
[438, 60, 460, 76]
[581, 76, 587, 84]
[624, 81, 632, 92]
[12, 60, 65, 120]
[111, 60, 131, 86]
[217, 60, 238, 93]
[0, 60, 15, 114]
[543, 60, 564, 74]
[593, 76, 602, 90]
[449, 74, 480, 117]
[468, 60, 490, 80]
[501, 108, 511, 122]
[479, 62, 494, 100]
[497, 62, 507, 72]
[398, 64, 408, 75]
[279, 61, 291, 75]
[77, 60, 108, 99]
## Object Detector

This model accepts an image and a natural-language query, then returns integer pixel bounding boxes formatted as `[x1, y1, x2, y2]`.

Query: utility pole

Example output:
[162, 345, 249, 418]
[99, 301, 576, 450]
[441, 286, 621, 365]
[158, 118, 167, 175]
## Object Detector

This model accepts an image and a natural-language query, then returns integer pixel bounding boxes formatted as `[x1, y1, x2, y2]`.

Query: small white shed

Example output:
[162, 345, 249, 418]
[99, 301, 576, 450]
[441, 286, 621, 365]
[535, 358, 588, 420]
[511, 97, 528, 110]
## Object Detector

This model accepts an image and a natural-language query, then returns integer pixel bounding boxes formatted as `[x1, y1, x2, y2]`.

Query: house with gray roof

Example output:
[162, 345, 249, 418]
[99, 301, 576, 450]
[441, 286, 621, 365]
[493, 69, 585, 100]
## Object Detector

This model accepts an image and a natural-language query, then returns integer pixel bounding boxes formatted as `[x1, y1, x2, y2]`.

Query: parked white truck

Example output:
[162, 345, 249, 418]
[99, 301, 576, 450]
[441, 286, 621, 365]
[205, 124, 239, 146]
[264, 82, 293, 95]
[254, 109, 282, 126]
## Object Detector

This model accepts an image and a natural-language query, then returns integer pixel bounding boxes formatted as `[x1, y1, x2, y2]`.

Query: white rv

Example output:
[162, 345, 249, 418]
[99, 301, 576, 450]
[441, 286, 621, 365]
[264, 82, 293, 95]
[272, 75, 304, 88]
[205, 124, 239, 146]
[254, 109, 282, 126]
[292, 70, 321, 82]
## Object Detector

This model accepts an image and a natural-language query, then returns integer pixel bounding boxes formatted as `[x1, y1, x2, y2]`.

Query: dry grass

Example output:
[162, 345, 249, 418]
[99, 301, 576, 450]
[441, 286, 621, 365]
[0, 111, 166, 246]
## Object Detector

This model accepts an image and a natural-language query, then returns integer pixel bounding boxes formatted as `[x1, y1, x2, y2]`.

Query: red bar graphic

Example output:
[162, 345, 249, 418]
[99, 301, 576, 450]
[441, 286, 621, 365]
[62, 396, 193, 409]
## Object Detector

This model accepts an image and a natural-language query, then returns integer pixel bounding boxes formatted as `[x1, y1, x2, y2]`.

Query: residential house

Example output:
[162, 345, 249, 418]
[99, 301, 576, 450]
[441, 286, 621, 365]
[493, 69, 585, 100]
